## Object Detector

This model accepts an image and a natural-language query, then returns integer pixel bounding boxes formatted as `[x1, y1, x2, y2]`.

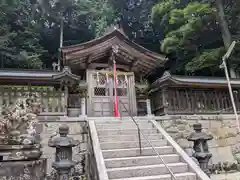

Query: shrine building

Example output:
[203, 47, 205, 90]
[0, 28, 239, 117]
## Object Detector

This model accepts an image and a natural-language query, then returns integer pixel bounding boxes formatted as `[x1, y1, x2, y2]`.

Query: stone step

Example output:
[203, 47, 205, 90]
[105, 154, 180, 168]
[94, 119, 151, 124]
[102, 146, 174, 159]
[100, 140, 167, 150]
[98, 134, 163, 142]
[95, 120, 152, 125]
[110, 172, 196, 180]
[89, 117, 153, 122]
[96, 123, 154, 130]
[97, 128, 159, 136]
[107, 163, 188, 179]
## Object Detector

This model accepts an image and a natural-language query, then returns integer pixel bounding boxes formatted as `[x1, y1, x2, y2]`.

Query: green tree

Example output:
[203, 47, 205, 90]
[0, 0, 44, 68]
[152, 0, 225, 75]
[37, 0, 115, 67]
[216, 0, 240, 76]
[109, 0, 160, 51]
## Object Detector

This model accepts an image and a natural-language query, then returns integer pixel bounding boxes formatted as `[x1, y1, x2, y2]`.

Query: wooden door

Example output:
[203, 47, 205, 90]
[87, 70, 137, 117]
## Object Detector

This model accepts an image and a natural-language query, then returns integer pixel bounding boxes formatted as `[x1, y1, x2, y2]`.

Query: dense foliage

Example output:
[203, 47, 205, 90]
[0, 0, 239, 77]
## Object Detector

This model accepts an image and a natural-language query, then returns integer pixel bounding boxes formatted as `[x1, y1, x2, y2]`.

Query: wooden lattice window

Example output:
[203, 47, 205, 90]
[94, 87, 110, 96]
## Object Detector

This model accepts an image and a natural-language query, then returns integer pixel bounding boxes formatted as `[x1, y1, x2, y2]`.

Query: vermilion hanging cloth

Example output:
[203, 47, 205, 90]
[113, 62, 120, 117]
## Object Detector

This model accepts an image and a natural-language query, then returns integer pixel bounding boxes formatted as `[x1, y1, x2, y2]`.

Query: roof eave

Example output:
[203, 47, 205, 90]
[61, 28, 166, 63]
[153, 75, 240, 88]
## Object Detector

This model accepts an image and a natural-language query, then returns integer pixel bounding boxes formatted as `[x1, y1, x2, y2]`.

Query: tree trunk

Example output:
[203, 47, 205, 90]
[215, 0, 236, 77]
[57, 17, 63, 71]
[216, 0, 231, 47]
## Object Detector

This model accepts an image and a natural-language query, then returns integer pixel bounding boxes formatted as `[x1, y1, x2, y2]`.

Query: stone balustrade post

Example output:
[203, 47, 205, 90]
[187, 123, 213, 176]
[146, 99, 152, 116]
[81, 97, 86, 117]
[48, 124, 79, 180]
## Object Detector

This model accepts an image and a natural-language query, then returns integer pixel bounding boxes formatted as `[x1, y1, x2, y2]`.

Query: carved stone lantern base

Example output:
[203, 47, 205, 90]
[52, 159, 76, 171]
[193, 152, 212, 176]
[0, 144, 42, 161]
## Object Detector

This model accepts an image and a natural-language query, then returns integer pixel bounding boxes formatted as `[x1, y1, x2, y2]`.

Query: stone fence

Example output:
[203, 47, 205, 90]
[0, 86, 66, 116]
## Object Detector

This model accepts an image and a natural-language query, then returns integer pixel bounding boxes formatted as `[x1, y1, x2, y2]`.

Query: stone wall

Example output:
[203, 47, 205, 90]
[156, 115, 240, 165]
[37, 114, 240, 174]
[36, 116, 87, 173]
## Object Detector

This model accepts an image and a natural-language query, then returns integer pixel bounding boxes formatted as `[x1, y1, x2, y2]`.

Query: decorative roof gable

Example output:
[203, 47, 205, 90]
[61, 29, 167, 76]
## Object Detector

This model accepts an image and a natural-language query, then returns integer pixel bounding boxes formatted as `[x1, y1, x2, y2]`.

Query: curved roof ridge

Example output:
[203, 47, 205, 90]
[61, 28, 165, 60]
[61, 28, 167, 75]
[61, 28, 127, 50]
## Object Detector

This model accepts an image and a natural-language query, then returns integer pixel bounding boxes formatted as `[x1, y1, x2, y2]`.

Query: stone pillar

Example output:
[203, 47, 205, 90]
[80, 121, 88, 174]
[48, 124, 80, 180]
[146, 99, 152, 116]
[79, 87, 87, 117]
[81, 97, 86, 117]
[187, 123, 213, 176]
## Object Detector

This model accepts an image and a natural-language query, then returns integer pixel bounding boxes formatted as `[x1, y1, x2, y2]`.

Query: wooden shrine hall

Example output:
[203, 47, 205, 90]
[61, 28, 167, 117]
[0, 28, 239, 117]
[0, 28, 167, 117]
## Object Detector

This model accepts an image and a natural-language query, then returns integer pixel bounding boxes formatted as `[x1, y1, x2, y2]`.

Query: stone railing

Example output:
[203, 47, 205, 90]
[0, 86, 66, 116]
[151, 120, 211, 180]
[87, 120, 108, 180]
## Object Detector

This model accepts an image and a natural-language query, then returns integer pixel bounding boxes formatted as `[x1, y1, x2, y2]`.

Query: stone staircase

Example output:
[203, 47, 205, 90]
[88, 117, 211, 180]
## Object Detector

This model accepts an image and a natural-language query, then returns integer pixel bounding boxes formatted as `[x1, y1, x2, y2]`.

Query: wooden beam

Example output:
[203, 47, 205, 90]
[89, 63, 108, 69]
[85, 55, 92, 69]
[88, 63, 130, 71]
[69, 52, 107, 65]
[119, 46, 158, 67]
[69, 57, 86, 64]
[130, 58, 139, 71]
[65, 39, 113, 59]
[107, 50, 113, 67]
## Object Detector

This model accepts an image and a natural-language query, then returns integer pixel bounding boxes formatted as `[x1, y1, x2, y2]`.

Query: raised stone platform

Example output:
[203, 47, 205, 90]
[156, 115, 240, 166]
[0, 158, 47, 180]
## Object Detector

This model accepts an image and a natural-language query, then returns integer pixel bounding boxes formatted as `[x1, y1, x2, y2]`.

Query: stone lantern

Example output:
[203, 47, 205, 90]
[48, 124, 79, 180]
[135, 79, 151, 116]
[187, 123, 213, 176]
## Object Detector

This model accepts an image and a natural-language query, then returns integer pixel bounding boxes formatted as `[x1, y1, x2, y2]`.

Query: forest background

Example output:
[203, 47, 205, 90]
[0, 0, 239, 78]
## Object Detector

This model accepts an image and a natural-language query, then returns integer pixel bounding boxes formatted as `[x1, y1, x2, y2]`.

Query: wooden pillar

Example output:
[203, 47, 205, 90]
[215, 89, 220, 111]
[162, 88, 168, 115]
[86, 70, 92, 117]
[40, 87, 44, 112]
[46, 87, 49, 113]
[0, 88, 3, 115]
[130, 75, 137, 116]
[52, 87, 56, 113]
[64, 85, 68, 117]
[57, 87, 61, 113]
